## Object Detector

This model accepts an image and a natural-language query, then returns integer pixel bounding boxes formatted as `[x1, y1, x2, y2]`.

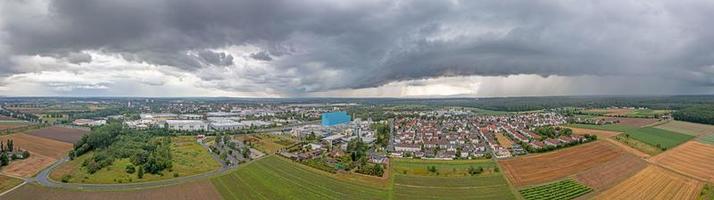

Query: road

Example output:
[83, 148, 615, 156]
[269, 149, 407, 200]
[4, 122, 311, 193]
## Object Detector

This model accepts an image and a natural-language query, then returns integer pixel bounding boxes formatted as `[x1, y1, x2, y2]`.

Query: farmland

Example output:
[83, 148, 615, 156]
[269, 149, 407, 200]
[699, 134, 714, 145]
[394, 174, 516, 200]
[569, 127, 620, 138]
[583, 108, 670, 118]
[50, 136, 220, 184]
[211, 155, 388, 200]
[519, 179, 592, 200]
[654, 120, 714, 136]
[392, 158, 497, 176]
[0, 175, 23, 194]
[650, 141, 714, 182]
[26, 127, 89, 144]
[568, 124, 693, 153]
[575, 153, 647, 191]
[0, 122, 30, 131]
[1, 180, 222, 200]
[1, 153, 55, 177]
[499, 141, 622, 186]
[595, 165, 702, 200]
[0, 133, 73, 159]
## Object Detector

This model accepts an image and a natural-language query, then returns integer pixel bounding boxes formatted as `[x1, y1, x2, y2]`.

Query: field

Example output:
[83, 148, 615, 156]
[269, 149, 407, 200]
[0, 115, 17, 120]
[392, 158, 497, 176]
[0, 133, 73, 159]
[655, 120, 714, 136]
[568, 124, 693, 152]
[615, 117, 662, 127]
[1, 180, 221, 200]
[211, 155, 388, 200]
[235, 134, 296, 154]
[584, 108, 669, 118]
[699, 134, 714, 145]
[612, 134, 663, 156]
[650, 141, 714, 182]
[624, 127, 694, 150]
[0, 175, 23, 194]
[574, 153, 647, 191]
[25, 127, 89, 144]
[393, 174, 516, 200]
[568, 127, 620, 138]
[1, 153, 55, 177]
[495, 132, 515, 147]
[595, 165, 702, 200]
[50, 136, 220, 184]
[519, 179, 592, 200]
[499, 141, 622, 187]
[0, 122, 29, 131]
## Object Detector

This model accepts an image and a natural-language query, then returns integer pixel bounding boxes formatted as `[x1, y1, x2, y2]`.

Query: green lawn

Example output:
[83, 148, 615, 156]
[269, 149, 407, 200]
[211, 156, 388, 200]
[519, 179, 592, 200]
[51, 136, 220, 184]
[392, 158, 497, 176]
[393, 173, 516, 200]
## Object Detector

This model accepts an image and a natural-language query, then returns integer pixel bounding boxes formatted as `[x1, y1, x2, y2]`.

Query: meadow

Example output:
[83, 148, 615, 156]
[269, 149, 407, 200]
[391, 158, 498, 176]
[211, 155, 388, 200]
[50, 136, 220, 184]
[568, 124, 693, 153]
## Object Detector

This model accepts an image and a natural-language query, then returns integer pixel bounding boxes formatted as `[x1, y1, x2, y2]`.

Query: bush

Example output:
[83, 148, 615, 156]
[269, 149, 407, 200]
[125, 165, 136, 174]
[61, 175, 72, 183]
[173, 172, 179, 177]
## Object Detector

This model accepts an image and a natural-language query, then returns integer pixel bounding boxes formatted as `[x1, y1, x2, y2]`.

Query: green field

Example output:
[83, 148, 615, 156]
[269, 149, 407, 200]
[582, 108, 669, 118]
[519, 179, 592, 200]
[51, 136, 220, 184]
[568, 124, 693, 150]
[392, 158, 497, 176]
[211, 155, 387, 200]
[0, 175, 23, 194]
[393, 174, 517, 200]
[626, 127, 694, 149]
[698, 135, 714, 145]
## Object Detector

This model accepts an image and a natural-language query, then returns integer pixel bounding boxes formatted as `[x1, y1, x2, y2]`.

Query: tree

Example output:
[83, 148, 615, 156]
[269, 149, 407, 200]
[137, 166, 144, 179]
[0, 153, 8, 166]
[126, 165, 136, 174]
[22, 150, 30, 159]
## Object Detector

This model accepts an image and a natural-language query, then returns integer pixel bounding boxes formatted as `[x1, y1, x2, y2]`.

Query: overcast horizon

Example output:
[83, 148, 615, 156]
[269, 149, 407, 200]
[1, 0, 714, 97]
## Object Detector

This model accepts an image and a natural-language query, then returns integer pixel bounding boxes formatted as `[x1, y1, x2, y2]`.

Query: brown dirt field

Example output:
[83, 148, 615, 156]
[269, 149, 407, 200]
[26, 126, 90, 144]
[498, 141, 622, 187]
[1, 153, 56, 177]
[655, 120, 714, 136]
[595, 165, 702, 200]
[611, 117, 661, 127]
[0, 124, 25, 130]
[575, 153, 647, 191]
[0, 133, 73, 159]
[495, 132, 514, 147]
[569, 127, 620, 138]
[650, 141, 714, 182]
[1, 181, 222, 200]
[0, 115, 17, 120]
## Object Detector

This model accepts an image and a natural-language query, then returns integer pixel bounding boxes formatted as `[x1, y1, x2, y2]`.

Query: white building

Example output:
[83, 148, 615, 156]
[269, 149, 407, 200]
[179, 114, 203, 120]
[73, 119, 106, 126]
[165, 120, 209, 131]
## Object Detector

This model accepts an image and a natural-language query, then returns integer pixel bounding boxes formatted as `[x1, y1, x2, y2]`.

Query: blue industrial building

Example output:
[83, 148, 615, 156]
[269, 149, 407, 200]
[321, 111, 351, 126]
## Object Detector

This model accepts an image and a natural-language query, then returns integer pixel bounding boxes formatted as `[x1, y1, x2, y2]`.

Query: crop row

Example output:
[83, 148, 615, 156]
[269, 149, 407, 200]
[519, 179, 592, 200]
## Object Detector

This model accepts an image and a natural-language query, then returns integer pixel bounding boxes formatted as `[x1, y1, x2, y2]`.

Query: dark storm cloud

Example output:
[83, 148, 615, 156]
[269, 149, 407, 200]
[250, 51, 273, 61]
[1, 0, 714, 95]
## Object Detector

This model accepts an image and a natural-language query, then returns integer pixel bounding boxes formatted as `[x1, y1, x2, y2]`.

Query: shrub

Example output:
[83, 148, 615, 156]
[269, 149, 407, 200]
[125, 165, 136, 174]
[61, 175, 72, 183]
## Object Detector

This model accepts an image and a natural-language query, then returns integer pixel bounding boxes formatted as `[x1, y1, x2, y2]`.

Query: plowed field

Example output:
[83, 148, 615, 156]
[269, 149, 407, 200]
[26, 127, 89, 144]
[575, 153, 647, 191]
[499, 141, 622, 186]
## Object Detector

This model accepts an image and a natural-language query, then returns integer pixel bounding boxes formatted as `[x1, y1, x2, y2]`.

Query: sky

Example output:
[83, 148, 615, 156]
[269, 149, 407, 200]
[0, 0, 713, 97]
